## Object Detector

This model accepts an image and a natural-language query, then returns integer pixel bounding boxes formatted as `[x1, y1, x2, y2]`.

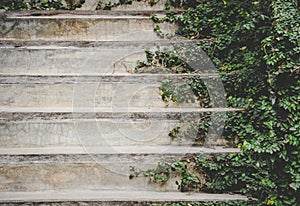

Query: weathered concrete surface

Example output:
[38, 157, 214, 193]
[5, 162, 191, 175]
[0, 11, 176, 41]
[0, 39, 215, 75]
[0, 107, 239, 147]
[0, 82, 164, 108]
[0, 146, 240, 155]
[0, 74, 212, 108]
[0, 119, 180, 147]
[0, 46, 147, 75]
[0, 108, 241, 121]
[0, 146, 239, 192]
[0, 74, 218, 84]
[0, 190, 247, 203]
[0, 40, 202, 75]
[0, 162, 179, 192]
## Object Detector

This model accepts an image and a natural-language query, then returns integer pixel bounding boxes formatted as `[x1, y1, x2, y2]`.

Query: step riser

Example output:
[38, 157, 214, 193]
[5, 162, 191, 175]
[0, 18, 175, 41]
[0, 120, 187, 147]
[0, 83, 167, 108]
[0, 155, 186, 192]
[0, 48, 146, 75]
[0, 164, 178, 192]
[0, 81, 201, 108]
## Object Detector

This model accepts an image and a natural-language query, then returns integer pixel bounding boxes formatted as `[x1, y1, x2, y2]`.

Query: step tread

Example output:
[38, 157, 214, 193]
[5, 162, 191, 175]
[0, 108, 242, 121]
[0, 39, 201, 48]
[0, 107, 241, 122]
[6, 14, 151, 19]
[3, 10, 180, 17]
[0, 107, 242, 113]
[0, 146, 239, 155]
[0, 74, 220, 84]
[0, 190, 247, 202]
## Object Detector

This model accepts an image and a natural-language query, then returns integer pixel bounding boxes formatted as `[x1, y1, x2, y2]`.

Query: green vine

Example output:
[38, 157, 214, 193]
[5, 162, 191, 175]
[136, 0, 300, 205]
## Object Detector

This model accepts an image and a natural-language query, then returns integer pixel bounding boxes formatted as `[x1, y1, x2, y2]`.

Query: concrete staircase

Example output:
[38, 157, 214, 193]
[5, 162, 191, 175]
[0, 1, 246, 204]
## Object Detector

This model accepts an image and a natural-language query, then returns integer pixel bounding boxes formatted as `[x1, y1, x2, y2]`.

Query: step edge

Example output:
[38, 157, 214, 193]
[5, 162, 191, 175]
[3, 10, 181, 17]
[0, 146, 240, 155]
[0, 107, 243, 113]
[0, 190, 248, 202]
[0, 39, 210, 47]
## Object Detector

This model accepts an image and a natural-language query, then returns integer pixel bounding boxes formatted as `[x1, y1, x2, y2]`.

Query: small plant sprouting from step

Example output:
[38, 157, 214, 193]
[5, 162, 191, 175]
[151, 11, 179, 39]
[158, 78, 211, 108]
[159, 79, 199, 104]
[168, 115, 212, 146]
[169, 125, 181, 140]
[135, 47, 193, 74]
[129, 157, 204, 192]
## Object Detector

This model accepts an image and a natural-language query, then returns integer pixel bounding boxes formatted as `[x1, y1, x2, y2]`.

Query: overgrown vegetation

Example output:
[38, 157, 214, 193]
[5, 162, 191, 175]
[135, 0, 300, 205]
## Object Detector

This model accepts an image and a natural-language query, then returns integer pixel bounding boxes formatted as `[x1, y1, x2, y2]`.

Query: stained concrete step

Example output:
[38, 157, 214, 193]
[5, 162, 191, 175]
[0, 43, 147, 75]
[0, 11, 176, 41]
[0, 117, 232, 147]
[0, 74, 219, 108]
[0, 108, 240, 147]
[0, 146, 239, 192]
[0, 40, 208, 75]
[0, 107, 241, 120]
[0, 190, 247, 204]
[0, 118, 182, 147]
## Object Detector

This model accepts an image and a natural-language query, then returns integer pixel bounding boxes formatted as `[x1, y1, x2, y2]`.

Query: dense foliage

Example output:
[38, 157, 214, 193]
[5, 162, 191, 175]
[138, 0, 299, 205]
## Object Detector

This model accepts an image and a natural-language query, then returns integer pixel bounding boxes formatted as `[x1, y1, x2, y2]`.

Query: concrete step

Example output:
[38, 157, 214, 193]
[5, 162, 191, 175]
[0, 146, 239, 192]
[0, 190, 247, 204]
[0, 116, 234, 148]
[0, 107, 240, 147]
[0, 40, 203, 75]
[0, 42, 146, 75]
[0, 118, 181, 147]
[0, 11, 176, 41]
[0, 74, 219, 108]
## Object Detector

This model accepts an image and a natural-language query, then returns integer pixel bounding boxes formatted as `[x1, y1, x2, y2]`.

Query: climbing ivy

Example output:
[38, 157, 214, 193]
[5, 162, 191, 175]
[136, 0, 300, 205]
